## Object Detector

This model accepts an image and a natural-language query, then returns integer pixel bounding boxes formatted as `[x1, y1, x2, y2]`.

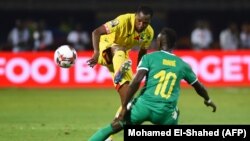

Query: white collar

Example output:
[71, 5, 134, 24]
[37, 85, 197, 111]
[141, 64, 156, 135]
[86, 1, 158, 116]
[160, 50, 175, 56]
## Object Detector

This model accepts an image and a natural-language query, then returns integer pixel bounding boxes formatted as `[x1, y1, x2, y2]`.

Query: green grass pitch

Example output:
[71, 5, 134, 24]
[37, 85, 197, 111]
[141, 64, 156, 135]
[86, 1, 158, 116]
[0, 87, 250, 141]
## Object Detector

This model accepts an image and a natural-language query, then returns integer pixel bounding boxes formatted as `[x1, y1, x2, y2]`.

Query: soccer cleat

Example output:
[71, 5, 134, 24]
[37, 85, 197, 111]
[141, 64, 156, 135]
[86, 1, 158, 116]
[114, 60, 132, 84]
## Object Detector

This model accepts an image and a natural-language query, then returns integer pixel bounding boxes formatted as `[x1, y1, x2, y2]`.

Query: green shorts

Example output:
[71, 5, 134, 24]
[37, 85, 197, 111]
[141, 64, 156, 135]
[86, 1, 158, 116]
[126, 98, 179, 125]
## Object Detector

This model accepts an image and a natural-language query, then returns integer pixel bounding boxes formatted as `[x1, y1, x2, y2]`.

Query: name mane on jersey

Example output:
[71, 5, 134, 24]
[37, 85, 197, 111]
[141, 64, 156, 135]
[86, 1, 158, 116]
[162, 59, 176, 67]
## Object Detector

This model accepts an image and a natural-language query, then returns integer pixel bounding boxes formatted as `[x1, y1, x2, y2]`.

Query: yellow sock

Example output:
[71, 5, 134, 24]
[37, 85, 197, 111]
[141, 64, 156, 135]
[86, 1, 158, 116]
[112, 50, 126, 74]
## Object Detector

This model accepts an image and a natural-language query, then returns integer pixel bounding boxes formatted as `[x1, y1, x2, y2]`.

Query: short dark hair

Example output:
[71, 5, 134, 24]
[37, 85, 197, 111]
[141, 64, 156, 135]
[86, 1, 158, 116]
[160, 28, 177, 49]
[136, 6, 153, 17]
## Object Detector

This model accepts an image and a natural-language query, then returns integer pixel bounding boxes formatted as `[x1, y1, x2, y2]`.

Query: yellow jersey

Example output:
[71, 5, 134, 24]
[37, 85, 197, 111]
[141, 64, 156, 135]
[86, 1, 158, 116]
[100, 13, 154, 51]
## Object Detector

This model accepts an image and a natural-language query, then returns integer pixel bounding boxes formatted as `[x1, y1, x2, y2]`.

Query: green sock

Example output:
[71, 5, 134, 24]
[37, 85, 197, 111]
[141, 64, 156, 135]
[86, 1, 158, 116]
[88, 124, 113, 141]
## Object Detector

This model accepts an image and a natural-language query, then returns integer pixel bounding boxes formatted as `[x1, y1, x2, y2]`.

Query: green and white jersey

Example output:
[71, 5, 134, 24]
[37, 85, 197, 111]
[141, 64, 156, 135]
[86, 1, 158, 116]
[137, 50, 197, 107]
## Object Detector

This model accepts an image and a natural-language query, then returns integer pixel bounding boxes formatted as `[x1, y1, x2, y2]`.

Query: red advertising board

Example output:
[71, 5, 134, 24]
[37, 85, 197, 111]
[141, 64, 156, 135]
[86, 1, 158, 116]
[0, 50, 249, 88]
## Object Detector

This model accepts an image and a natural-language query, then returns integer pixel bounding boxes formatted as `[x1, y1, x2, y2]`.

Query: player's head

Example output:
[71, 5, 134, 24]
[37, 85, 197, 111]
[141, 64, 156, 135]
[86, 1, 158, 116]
[157, 27, 177, 51]
[135, 6, 153, 33]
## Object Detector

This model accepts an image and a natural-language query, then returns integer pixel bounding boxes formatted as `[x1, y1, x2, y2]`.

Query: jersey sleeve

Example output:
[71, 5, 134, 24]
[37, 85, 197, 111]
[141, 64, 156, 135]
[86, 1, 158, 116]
[183, 63, 198, 85]
[137, 55, 149, 71]
[103, 14, 126, 34]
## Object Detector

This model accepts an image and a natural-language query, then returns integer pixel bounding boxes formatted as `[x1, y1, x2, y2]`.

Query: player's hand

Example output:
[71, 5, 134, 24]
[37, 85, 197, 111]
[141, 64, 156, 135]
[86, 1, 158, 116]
[86, 51, 99, 68]
[204, 99, 216, 112]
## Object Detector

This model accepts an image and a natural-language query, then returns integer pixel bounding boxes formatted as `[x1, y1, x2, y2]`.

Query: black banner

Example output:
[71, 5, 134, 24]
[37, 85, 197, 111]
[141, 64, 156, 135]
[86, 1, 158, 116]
[124, 125, 250, 140]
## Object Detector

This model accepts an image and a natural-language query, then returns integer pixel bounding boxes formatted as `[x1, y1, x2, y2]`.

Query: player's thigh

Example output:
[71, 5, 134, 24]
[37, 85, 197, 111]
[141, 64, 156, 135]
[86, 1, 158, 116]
[152, 107, 179, 125]
[129, 100, 151, 125]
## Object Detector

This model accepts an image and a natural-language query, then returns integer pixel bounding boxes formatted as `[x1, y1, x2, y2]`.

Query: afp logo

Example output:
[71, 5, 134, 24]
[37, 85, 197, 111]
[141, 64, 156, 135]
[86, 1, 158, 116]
[222, 129, 246, 138]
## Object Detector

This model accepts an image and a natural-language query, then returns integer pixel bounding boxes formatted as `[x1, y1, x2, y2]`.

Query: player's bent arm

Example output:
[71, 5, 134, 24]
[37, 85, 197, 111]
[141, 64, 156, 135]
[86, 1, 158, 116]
[118, 69, 147, 121]
[87, 25, 108, 68]
[92, 25, 107, 53]
[122, 69, 147, 108]
[192, 81, 210, 101]
[192, 81, 217, 112]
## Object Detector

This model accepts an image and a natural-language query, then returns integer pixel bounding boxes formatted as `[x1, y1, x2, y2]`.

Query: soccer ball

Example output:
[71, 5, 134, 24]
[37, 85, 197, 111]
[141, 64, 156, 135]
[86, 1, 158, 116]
[54, 45, 77, 68]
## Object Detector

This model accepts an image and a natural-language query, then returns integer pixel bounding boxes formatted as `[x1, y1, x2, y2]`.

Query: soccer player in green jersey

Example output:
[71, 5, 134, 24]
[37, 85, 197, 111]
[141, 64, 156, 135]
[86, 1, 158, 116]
[88, 27, 217, 141]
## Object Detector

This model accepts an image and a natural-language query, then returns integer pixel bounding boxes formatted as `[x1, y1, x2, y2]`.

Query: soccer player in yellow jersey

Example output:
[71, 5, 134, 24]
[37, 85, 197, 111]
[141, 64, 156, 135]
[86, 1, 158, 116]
[87, 7, 153, 110]
[87, 6, 154, 140]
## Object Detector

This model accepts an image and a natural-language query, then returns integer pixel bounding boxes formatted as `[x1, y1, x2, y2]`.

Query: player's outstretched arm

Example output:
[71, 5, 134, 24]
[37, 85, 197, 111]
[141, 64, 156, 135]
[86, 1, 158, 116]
[118, 69, 147, 120]
[192, 81, 217, 112]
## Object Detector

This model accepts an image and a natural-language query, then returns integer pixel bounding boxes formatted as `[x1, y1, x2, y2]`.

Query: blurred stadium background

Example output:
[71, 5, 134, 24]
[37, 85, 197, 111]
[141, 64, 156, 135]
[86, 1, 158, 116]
[0, 0, 250, 141]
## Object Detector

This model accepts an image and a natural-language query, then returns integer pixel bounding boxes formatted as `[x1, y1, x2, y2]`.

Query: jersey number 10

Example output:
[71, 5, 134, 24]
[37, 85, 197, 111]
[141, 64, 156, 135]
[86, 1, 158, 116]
[154, 70, 177, 99]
